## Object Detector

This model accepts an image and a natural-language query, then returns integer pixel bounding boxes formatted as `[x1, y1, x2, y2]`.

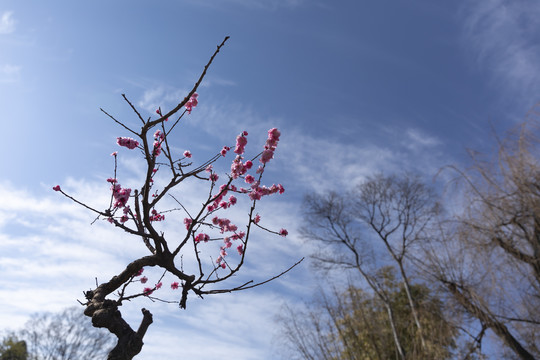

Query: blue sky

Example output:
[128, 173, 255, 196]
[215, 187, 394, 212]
[1, 1, 539, 359]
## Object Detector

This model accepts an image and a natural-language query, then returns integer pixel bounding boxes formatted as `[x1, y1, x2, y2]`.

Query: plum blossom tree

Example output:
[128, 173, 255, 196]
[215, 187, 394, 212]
[52, 37, 299, 360]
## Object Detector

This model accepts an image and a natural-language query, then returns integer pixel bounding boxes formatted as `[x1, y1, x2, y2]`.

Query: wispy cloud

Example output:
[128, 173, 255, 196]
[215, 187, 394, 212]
[0, 161, 309, 359]
[0, 11, 15, 34]
[136, 84, 190, 115]
[199, 75, 237, 88]
[403, 128, 442, 151]
[460, 0, 540, 108]
[0, 64, 21, 83]
[152, 95, 449, 192]
[275, 124, 447, 195]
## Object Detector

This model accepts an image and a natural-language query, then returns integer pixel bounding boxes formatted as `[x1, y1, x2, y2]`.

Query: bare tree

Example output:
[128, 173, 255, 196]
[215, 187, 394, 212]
[302, 191, 406, 358]
[53, 37, 299, 359]
[9, 307, 114, 360]
[423, 111, 540, 360]
[300, 174, 452, 359]
[354, 173, 439, 351]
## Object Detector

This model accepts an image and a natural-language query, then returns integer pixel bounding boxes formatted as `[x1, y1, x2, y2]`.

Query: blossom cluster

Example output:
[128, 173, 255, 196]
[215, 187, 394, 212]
[153, 130, 165, 157]
[195, 233, 210, 244]
[260, 128, 280, 164]
[220, 146, 231, 157]
[185, 93, 198, 114]
[207, 184, 239, 212]
[119, 206, 130, 223]
[231, 157, 253, 180]
[117, 137, 139, 150]
[246, 183, 285, 201]
[234, 131, 248, 154]
[212, 216, 238, 233]
[108, 178, 131, 208]
[149, 209, 165, 222]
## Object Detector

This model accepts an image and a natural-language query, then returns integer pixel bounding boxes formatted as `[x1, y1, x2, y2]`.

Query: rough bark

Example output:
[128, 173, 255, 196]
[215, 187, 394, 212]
[83, 255, 160, 360]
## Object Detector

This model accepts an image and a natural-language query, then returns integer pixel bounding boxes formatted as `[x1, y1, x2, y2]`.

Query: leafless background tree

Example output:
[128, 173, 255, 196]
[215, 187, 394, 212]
[1, 307, 114, 360]
[283, 173, 462, 359]
[421, 112, 540, 360]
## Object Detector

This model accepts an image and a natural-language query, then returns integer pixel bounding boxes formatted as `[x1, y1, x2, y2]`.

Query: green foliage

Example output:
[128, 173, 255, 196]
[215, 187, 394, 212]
[331, 270, 456, 360]
[279, 268, 457, 360]
[0, 335, 28, 360]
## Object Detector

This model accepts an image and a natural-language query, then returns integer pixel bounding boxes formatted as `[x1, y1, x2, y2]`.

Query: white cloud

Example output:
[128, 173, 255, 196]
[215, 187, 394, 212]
[460, 0, 540, 108]
[136, 84, 190, 115]
[404, 128, 442, 150]
[274, 125, 447, 194]
[0, 11, 15, 34]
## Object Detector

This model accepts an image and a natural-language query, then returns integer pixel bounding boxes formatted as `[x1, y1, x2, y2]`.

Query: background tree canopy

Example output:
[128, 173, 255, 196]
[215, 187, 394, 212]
[0, 307, 114, 360]
[278, 117, 540, 360]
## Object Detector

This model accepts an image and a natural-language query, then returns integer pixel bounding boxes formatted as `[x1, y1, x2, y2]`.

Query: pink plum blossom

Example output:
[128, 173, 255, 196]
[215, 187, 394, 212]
[231, 231, 245, 240]
[221, 146, 231, 157]
[183, 150, 192, 158]
[111, 183, 131, 208]
[143, 288, 153, 296]
[171, 282, 179, 290]
[53, 185, 61, 191]
[153, 141, 162, 156]
[149, 209, 165, 222]
[195, 233, 210, 243]
[260, 149, 274, 164]
[279, 228, 288, 237]
[185, 93, 198, 114]
[234, 133, 248, 155]
[116, 137, 139, 150]
[253, 214, 261, 224]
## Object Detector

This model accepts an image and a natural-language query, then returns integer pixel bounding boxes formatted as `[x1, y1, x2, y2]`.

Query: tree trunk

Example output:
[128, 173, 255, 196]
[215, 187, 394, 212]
[445, 282, 535, 360]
